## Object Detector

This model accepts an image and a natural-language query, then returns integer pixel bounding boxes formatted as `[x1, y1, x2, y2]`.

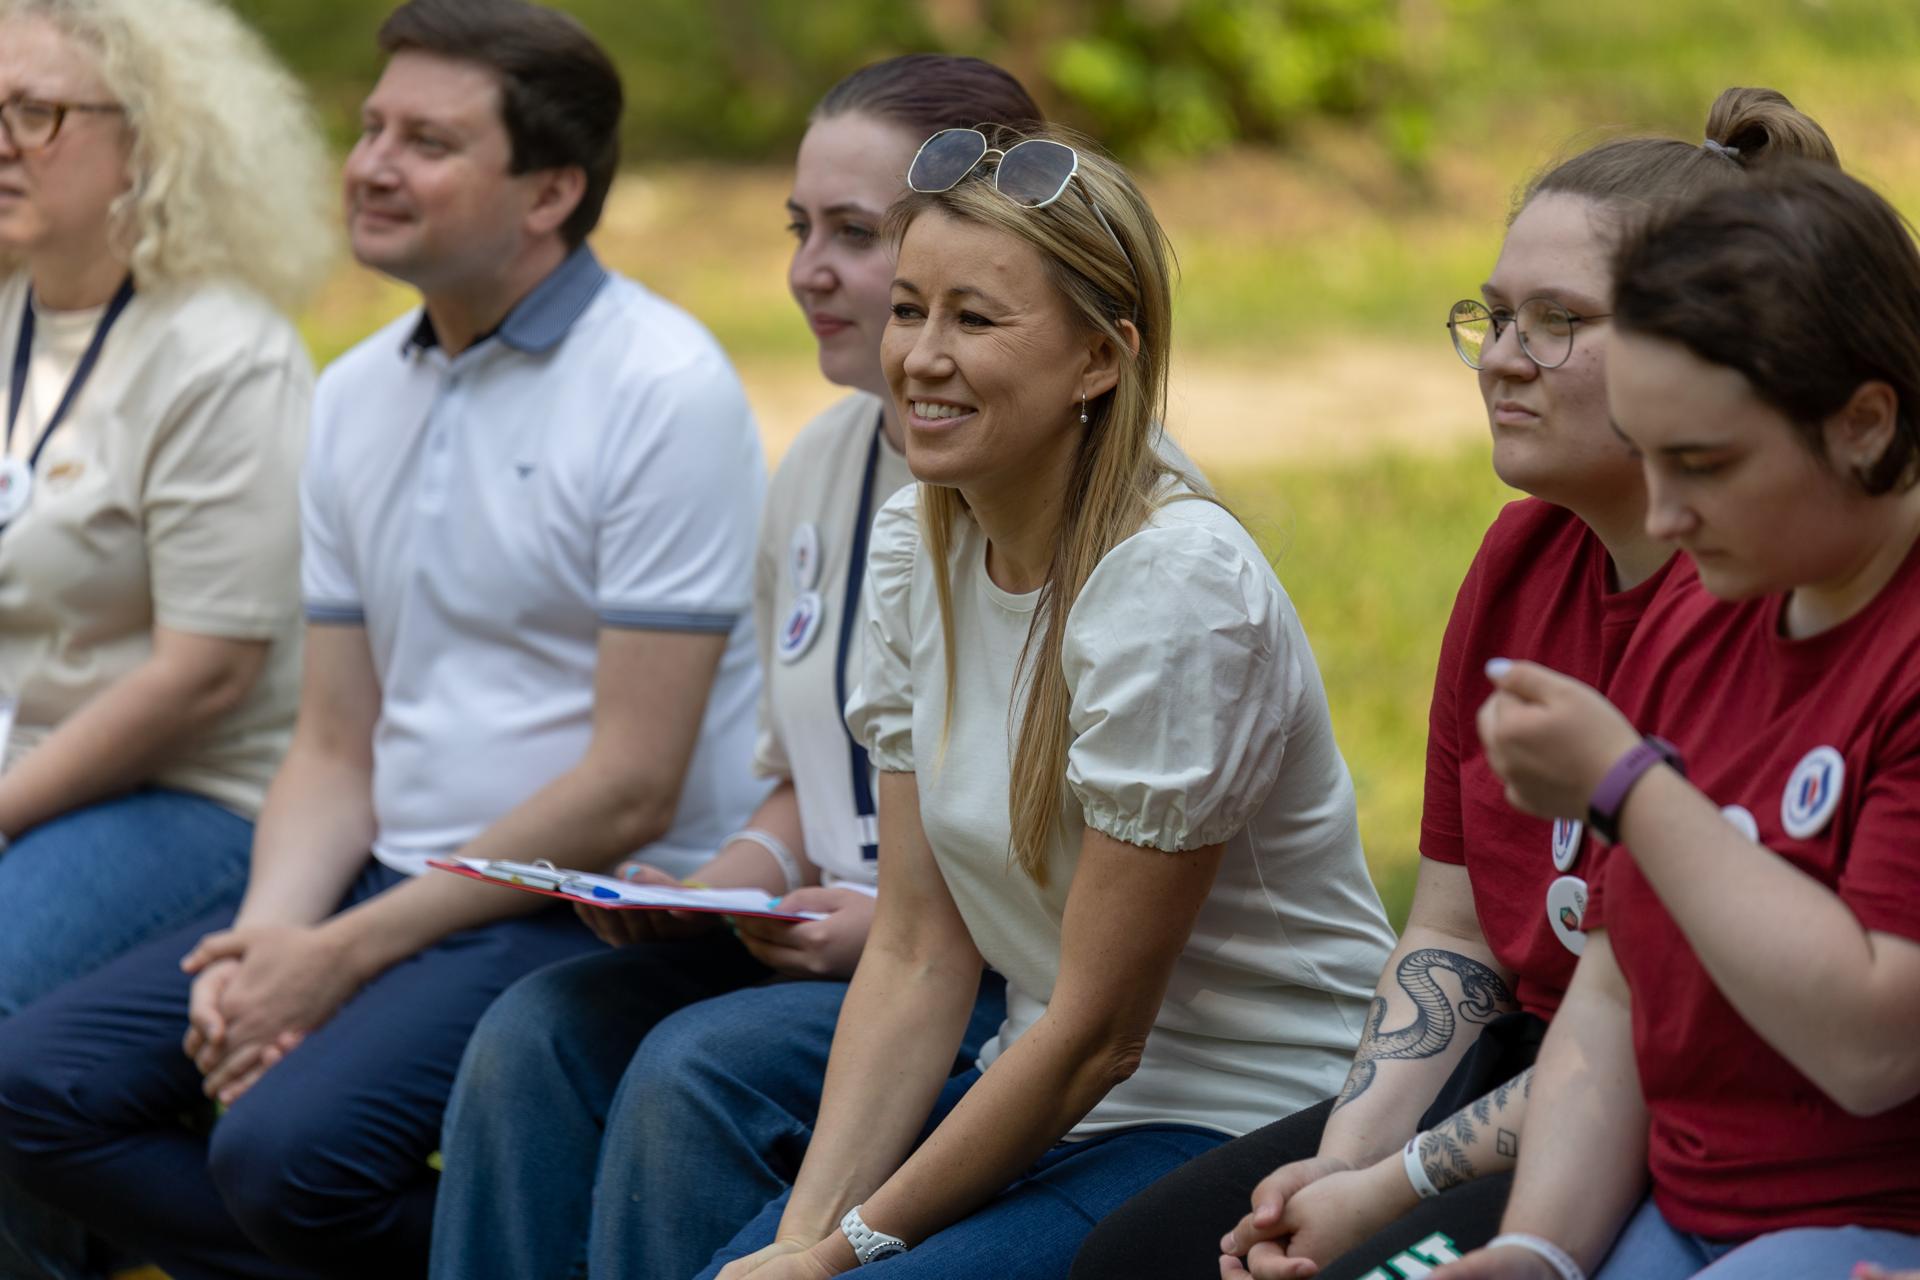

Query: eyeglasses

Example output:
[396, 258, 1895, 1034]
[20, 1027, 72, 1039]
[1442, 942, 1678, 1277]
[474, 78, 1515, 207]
[0, 96, 124, 152]
[1447, 297, 1611, 371]
[907, 127, 1139, 303]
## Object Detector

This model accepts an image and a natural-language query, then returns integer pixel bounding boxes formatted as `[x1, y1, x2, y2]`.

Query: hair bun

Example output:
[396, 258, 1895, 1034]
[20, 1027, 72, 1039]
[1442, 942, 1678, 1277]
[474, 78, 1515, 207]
[1703, 87, 1839, 167]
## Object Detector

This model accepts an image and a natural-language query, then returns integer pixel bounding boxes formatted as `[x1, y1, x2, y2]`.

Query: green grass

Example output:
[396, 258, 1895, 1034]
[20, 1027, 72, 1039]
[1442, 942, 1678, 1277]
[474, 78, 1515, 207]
[1217, 443, 1515, 927]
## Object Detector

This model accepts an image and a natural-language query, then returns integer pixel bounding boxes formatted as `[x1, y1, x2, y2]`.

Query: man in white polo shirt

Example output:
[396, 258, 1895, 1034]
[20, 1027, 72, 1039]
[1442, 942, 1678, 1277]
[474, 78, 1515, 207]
[0, 2, 766, 1276]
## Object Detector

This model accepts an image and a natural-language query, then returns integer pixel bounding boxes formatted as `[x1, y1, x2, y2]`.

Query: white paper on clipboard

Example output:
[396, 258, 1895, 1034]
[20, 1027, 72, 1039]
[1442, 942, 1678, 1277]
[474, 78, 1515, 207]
[432, 857, 826, 920]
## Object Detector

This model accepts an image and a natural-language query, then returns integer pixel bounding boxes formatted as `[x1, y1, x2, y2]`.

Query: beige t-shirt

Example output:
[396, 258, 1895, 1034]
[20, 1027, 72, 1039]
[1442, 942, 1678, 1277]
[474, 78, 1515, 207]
[848, 481, 1397, 1138]
[0, 272, 308, 817]
[752, 391, 912, 889]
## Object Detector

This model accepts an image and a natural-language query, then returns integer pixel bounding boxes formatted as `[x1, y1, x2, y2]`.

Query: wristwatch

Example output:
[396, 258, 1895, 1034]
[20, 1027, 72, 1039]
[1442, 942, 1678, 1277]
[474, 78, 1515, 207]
[1587, 735, 1684, 844]
[840, 1204, 908, 1265]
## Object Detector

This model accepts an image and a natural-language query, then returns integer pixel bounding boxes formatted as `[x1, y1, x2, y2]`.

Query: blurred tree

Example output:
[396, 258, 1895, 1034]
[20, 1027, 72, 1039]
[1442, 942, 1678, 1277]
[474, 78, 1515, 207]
[228, 0, 1421, 164]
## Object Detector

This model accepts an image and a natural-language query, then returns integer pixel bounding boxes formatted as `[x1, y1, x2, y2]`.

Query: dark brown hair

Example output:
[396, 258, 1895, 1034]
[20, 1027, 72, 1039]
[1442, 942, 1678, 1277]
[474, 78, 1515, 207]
[379, 0, 622, 247]
[1613, 161, 1920, 495]
[813, 53, 1042, 139]
[1521, 87, 1838, 230]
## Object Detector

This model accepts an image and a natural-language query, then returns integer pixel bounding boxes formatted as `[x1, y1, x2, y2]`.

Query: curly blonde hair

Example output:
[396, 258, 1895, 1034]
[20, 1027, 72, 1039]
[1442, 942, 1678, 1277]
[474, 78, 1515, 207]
[0, 0, 336, 312]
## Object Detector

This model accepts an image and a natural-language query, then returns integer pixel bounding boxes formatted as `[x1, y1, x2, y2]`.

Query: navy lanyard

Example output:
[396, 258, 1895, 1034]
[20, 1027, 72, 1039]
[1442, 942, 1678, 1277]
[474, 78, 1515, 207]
[833, 417, 885, 860]
[6, 276, 136, 474]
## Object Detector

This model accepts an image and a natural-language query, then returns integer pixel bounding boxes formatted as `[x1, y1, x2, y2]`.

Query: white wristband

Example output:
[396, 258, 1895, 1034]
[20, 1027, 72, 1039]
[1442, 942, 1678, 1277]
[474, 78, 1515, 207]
[1487, 1233, 1586, 1280]
[724, 828, 803, 895]
[1402, 1134, 1442, 1200]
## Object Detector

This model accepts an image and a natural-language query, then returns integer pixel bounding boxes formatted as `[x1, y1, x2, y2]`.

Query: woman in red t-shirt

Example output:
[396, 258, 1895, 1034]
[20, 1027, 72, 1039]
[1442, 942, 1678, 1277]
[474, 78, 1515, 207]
[1442, 165, 1920, 1280]
[1077, 89, 1843, 1280]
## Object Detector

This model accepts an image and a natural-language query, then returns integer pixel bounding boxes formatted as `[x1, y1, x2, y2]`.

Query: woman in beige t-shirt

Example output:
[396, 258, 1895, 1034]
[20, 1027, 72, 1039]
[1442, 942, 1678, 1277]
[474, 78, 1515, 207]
[0, 0, 331, 1017]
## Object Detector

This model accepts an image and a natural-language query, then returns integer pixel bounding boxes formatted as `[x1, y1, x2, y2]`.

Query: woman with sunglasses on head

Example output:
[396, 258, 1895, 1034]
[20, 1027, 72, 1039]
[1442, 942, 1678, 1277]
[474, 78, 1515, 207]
[1432, 159, 1920, 1280]
[427, 57, 1037, 1280]
[1071, 90, 1838, 1280]
[701, 123, 1394, 1280]
[0, 0, 327, 1019]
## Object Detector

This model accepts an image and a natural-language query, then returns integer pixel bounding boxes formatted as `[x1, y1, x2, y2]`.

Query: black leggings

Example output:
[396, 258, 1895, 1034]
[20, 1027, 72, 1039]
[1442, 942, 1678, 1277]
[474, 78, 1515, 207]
[1070, 1013, 1543, 1279]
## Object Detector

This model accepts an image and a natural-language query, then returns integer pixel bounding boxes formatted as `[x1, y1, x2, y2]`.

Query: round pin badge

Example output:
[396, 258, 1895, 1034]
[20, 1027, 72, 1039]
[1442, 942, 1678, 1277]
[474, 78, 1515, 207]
[776, 590, 824, 664]
[1545, 874, 1589, 956]
[0, 456, 32, 524]
[790, 522, 822, 592]
[1720, 804, 1760, 843]
[1550, 818, 1584, 872]
[1780, 745, 1845, 840]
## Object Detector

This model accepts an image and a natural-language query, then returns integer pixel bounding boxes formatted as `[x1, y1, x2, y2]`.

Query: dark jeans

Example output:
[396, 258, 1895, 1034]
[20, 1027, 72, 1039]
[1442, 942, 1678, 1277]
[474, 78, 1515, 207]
[1072, 1012, 1546, 1279]
[0, 861, 600, 1280]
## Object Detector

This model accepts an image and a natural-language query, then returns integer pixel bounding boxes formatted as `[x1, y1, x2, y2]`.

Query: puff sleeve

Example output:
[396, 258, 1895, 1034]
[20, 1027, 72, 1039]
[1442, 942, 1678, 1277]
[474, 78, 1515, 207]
[1064, 522, 1296, 851]
[844, 483, 921, 774]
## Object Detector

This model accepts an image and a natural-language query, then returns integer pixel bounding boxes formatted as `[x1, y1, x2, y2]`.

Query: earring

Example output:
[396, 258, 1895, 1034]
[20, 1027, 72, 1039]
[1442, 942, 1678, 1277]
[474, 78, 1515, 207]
[1079, 395, 1089, 425]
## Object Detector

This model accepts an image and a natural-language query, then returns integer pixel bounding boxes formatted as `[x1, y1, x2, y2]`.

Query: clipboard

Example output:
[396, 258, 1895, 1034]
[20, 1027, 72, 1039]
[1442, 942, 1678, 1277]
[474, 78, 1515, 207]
[428, 857, 825, 922]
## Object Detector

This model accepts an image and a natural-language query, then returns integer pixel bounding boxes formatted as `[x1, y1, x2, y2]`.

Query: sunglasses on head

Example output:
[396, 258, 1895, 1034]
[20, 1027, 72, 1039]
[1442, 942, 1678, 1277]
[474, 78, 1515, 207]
[906, 128, 1140, 306]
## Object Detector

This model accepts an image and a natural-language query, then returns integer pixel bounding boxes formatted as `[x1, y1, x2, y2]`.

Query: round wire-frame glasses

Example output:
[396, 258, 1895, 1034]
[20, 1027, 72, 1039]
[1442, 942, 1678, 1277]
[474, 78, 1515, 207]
[1447, 297, 1611, 371]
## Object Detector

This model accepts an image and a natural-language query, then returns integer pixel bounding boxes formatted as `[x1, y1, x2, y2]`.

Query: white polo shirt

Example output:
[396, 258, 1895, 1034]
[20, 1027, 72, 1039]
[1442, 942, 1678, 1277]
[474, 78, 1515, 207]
[301, 247, 767, 880]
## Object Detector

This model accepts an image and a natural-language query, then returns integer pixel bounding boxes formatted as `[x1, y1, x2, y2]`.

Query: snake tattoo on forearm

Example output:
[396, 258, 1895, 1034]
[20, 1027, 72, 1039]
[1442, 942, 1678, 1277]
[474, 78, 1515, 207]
[1330, 948, 1515, 1113]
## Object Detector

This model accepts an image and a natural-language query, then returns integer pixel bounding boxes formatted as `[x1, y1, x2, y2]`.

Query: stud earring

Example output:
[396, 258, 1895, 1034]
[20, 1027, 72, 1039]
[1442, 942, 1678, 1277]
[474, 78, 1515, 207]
[1079, 395, 1089, 425]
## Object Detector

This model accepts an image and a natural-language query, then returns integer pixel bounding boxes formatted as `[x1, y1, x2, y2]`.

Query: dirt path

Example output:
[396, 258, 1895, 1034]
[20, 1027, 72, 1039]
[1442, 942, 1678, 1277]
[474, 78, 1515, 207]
[742, 340, 1486, 470]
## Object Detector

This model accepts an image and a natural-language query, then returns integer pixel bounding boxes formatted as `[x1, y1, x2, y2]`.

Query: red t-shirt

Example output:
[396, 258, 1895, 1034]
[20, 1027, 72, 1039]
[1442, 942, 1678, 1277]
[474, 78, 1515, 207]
[1591, 548, 1920, 1238]
[1422, 499, 1674, 1018]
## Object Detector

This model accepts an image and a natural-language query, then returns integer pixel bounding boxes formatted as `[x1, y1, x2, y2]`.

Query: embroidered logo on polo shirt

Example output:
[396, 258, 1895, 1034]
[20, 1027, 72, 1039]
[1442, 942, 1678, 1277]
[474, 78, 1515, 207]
[1781, 746, 1844, 840]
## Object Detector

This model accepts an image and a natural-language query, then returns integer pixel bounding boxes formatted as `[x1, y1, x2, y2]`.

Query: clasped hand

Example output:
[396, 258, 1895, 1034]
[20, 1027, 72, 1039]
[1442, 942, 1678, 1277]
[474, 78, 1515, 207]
[1219, 1154, 1426, 1278]
[1476, 660, 1642, 822]
[180, 923, 362, 1105]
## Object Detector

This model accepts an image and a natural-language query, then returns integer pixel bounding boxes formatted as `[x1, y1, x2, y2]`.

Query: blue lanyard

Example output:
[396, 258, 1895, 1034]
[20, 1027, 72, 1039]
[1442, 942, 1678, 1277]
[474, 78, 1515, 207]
[6, 276, 136, 475]
[834, 418, 885, 860]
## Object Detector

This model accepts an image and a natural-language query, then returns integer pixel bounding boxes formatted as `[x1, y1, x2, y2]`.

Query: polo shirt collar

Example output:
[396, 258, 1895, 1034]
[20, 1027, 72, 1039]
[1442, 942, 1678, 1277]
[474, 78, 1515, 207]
[402, 245, 610, 358]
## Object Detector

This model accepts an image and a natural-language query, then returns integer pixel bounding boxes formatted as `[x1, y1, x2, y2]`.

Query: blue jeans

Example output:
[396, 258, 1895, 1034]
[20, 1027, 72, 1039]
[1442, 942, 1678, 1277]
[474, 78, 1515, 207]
[429, 960, 1005, 1280]
[694, 1068, 1225, 1280]
[1598, 1197, 1920, 1279]
[0, 860, 599, 1280]
[0, 787, 253, 1018]
[0, 787, 254, 1280]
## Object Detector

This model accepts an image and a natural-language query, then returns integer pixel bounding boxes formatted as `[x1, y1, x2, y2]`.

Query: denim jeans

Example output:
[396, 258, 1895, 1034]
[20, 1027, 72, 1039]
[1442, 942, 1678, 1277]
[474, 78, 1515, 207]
[0, 860, 599, 1280]
[0, 787, 254, 1280]
[0, 787, 254, 1018]
[694, 1068, 1225, 1280]
[1597, 1197, 1920, 1279]
[428, 962, 1006, 1280]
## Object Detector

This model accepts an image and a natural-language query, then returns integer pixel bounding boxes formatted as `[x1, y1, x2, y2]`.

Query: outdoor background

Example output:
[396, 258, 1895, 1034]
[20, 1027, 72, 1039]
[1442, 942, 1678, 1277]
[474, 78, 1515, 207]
[235, 0, 1920, 925]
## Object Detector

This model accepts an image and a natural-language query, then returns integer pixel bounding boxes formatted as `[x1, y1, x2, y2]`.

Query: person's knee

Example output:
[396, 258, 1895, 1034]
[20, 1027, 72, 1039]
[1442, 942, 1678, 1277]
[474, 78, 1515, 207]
[449, 968, 582, 1105]
[0, 1020, 95, 1178]
[626, 1000, 756, 1117]
[208, 1102, 374, 1264]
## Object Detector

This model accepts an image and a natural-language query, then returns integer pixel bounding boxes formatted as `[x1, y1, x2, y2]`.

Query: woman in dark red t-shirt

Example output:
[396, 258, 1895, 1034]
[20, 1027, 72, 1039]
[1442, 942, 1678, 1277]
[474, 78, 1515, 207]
[1078, 89, 1844, 1280]
[1446, 165, 1920, 1280]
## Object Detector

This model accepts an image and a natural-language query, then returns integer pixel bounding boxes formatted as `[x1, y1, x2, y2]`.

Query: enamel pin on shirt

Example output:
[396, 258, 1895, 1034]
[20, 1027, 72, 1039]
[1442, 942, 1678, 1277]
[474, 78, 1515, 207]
[778, 590, 824, 663]
[1545, 874, 1589, 956]
[1781, 746, 1844, 839]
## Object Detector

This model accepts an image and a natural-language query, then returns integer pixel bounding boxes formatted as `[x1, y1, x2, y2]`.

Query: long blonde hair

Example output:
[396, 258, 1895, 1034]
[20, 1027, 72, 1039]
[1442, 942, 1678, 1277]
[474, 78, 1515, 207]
[887, 126, 1190, 884]
[0, 0, 336, 313]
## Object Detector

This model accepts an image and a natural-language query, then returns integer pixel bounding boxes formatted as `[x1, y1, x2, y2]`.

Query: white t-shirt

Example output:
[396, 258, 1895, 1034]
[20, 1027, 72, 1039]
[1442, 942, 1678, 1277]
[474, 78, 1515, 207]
[848, 481, 1396, 1137]
[0, 274, 307, 816]
[752, 392, 912, 890]
[301, 248, 768, 879]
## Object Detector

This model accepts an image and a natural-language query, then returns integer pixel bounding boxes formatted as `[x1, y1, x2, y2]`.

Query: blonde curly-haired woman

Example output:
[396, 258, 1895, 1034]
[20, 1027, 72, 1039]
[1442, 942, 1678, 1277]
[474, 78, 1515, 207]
[0, 0, 331, 1033]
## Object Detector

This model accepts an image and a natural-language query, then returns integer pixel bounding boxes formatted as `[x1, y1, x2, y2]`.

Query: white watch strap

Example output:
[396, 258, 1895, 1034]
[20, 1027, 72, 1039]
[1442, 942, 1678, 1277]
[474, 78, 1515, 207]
[1487, 1233, 1586, 1280]
[840, 1204, 908, 1265]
